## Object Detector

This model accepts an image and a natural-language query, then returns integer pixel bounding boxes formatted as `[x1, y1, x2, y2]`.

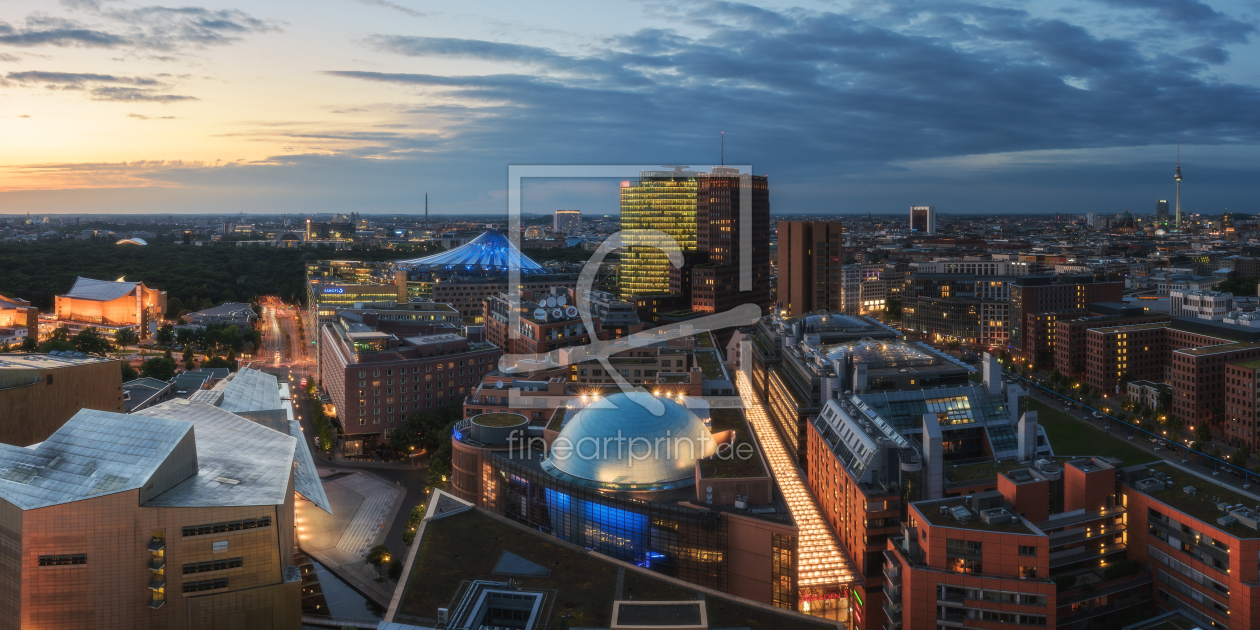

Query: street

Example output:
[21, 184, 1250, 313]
[1016, 372, 1260, 497]
[257, 300, 431, 561]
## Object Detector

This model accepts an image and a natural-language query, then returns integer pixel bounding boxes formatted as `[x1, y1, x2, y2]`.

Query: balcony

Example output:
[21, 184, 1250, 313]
[883, 621, 902, 630]
[882, 600, 902, 624]
[937, 612, 966, 626]
[883, 581, 900, 602]
[1048, 523, 1127, 547]
[148, 558, 166, 571]
[148, 576, 166, 591]
[148, 597, 165, 610]
[936, 592, 964, 604]
[1049, 542, 1127, 568]
[147, 538, 165, 552]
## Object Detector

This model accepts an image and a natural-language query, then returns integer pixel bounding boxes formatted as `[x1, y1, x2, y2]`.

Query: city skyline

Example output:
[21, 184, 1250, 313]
[3, 0, 1260, 215]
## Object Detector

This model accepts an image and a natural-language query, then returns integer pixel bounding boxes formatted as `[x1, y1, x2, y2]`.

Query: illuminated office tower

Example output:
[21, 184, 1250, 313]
[1156, 199, 1169, 225]
[553, 209, 581, 235]
[618, 169, 699, 298]
[692, 172, 770, 314]
[910, 205, 936, 234]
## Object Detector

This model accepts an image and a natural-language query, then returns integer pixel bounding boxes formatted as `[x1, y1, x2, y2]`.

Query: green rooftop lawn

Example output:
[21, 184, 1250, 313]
[700, 408, 767, 478]
[696, 331, 715, 348]
[696, 350, 726, 380]
[1030, 399, 1158, 466]
[472, 413, 528, 427]
[947, 458, 1036, 485]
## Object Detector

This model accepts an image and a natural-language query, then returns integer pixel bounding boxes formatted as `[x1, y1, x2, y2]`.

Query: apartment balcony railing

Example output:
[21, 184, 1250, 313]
[1048, 522, 1127, 547]
[1049, 542, 1127, 568]
[882, 600, 901, 624]
[148, 596, 165, 610]
[147, 538, 165, 552]
[148, 558, 165, 571]
[148, 576, 166, 591]
[937, 612, 966, 626]
[936, 592, 964, 604]
[882, 581, 900, 602]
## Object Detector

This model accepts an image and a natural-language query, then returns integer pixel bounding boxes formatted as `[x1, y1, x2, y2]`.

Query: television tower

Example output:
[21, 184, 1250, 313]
[1174, 138, 1183, 228]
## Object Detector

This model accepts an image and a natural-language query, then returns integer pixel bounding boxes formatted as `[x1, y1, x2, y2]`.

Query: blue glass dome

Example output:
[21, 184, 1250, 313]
[395, 230, 548, 274]
[542, 392, 714, 491]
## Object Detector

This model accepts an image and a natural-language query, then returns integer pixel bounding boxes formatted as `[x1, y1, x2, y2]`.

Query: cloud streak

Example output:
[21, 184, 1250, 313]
[6, 70, 197, 102]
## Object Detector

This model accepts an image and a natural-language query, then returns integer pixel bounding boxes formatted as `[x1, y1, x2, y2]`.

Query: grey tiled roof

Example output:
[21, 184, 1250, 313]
[133, 400, 297, 508]
[0, 409, 194, 510]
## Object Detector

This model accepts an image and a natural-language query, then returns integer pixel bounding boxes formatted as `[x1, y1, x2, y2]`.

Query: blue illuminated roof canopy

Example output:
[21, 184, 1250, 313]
[395, 231, 549, 275]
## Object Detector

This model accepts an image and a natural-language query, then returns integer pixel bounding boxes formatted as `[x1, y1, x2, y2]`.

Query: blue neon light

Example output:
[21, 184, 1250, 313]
[322, 287, 345, 294]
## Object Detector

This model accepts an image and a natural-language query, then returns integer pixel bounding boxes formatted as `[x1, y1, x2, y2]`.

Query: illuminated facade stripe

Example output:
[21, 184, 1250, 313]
[736, 371, 854, 587]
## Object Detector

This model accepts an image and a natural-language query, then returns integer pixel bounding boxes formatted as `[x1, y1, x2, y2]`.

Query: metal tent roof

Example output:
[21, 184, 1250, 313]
[63, 277, 140, 301]
[395, 231, 549, 274]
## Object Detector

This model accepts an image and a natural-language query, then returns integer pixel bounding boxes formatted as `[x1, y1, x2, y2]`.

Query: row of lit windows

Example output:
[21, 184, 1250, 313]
[183, 516, 272, 538]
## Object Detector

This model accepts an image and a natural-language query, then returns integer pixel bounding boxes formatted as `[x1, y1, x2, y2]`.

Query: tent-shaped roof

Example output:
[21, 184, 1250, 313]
[62, 277, 139, 302]
[395, 231, 548, 274]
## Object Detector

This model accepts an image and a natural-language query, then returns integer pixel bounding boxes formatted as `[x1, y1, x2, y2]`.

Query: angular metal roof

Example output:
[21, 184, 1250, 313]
[215, 369, 331, 514]
[62, 277, 140, 302]
[0, 409, 195, 510]
[133, 401, 297, 508]
[220, 368, 283, 413]
[395, 230, 549, 274]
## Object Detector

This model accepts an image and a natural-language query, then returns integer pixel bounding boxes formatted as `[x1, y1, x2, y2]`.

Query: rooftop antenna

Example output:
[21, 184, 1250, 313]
[720, 131, 724, 167]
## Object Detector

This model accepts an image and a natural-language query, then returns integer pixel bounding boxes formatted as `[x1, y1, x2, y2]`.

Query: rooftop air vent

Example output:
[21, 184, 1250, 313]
[949, 505, 973, 523]
[1183, 486, 1197, 496]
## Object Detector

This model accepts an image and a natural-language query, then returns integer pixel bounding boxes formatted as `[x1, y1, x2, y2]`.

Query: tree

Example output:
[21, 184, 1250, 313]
[1235, 444, 1252, 465]
[49, 325, 71, 342]
[19, 336, 37, 352]
[121, 362, 139, 382]
[1166, 416, 1185, 433]
[72, 327, 113, 355]
[156, 324, 174, 346]
[113, 327, 138, 349]
[202, 356, 237, 372]
[365, 544, 392, 579]
[140, 356, 177, 381]
[403, 500, 428, 546]
[183, 346, 195, 368]
[1194, 422, 1212, 445]
[387, 558, 403, 581]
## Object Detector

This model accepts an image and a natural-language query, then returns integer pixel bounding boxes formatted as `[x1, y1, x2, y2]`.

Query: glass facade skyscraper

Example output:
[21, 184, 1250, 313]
[618, 171, 699, 298]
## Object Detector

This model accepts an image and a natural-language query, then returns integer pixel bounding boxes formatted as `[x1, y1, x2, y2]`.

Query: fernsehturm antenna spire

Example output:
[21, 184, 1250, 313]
[1175, 138, 1183, 228]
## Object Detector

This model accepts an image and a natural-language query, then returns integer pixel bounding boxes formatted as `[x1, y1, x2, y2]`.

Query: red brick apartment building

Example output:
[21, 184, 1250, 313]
[1078, 318, 1260, 445]
[1009, 275, 1122, 360]
[318, 313, 501, 448]
[1053, 309, 1171, 377]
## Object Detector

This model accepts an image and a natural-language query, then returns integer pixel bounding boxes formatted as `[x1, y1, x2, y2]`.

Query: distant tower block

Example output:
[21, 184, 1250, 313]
[553, 210, 581, 236]
[910, 206, 936, 235]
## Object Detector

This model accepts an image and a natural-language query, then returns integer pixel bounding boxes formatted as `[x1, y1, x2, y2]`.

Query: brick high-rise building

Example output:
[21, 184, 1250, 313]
[777, 221, 844, 317]
[693, 171, 770, 315]
[1009, 275, 1123, 359]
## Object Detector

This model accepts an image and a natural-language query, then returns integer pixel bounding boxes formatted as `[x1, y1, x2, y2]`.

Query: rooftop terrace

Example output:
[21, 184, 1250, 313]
[915, 496, 1039, 535]
[396, 506, 837, 630]
[1131, 462, 1260, 539]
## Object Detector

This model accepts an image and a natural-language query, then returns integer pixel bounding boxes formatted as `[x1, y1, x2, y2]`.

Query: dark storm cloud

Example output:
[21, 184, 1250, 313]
[1094, 0, 1255, 43]
[331, 1, 1260, 177]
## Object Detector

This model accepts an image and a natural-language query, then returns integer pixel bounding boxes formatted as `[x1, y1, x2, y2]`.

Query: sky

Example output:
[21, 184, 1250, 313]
[2, 0, 1260, 217]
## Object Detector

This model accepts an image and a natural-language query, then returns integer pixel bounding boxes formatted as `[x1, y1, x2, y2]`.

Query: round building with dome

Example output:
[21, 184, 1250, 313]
[541, 392, 716, 491]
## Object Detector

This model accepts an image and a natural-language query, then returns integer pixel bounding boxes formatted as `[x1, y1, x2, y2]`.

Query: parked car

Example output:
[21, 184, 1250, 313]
[1092, 412, 1103, 418]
